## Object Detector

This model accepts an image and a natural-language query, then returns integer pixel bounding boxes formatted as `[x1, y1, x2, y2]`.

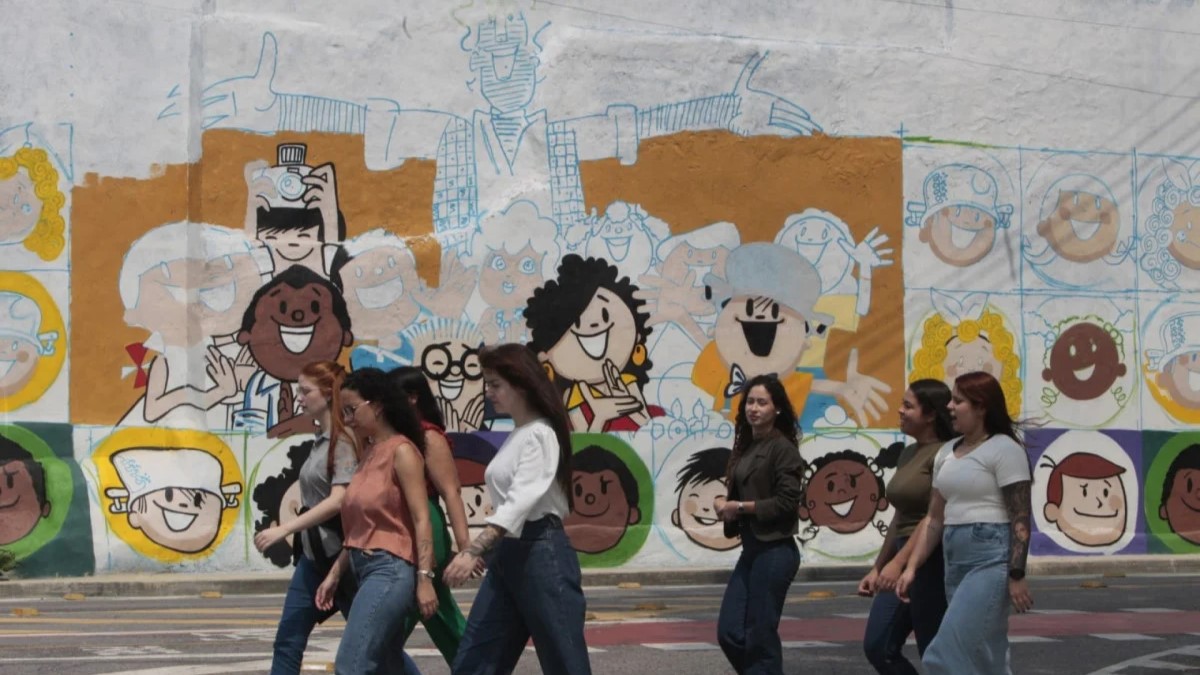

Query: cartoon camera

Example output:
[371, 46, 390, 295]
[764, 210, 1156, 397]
[254, 143, 313, 207]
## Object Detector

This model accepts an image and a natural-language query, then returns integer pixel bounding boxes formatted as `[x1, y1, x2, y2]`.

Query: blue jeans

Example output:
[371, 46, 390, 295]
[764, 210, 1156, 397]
[863, 536, 948, 674]
[923, 523, 1011, 675]
[335, 549, 421, 675]
[717, 536, 800, 675]
[452, 516, 592, 675]
[272, 556, 350, 675]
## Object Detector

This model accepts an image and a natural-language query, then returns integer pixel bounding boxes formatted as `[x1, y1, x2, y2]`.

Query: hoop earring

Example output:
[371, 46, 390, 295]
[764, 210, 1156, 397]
[632, 344, 646, 366]
[542, 362, 556, 381]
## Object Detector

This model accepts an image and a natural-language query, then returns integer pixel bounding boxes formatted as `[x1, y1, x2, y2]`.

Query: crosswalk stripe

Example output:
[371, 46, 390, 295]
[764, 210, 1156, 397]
[1090, 633, 1162, 641]
[644, 642, 721, 651]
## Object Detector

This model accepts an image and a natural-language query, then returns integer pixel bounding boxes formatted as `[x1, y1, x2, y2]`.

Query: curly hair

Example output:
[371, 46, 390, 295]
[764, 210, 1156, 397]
[251, 440, 311, 567]
[910, 308, 1022, 419]
[0, 147, 65, 260]
[726, 374, 801, 485]
[1139, 177, 1200, 289]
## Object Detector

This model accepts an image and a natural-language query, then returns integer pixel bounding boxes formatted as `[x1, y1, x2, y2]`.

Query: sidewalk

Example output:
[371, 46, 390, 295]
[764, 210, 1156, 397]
[1, 555, 1197, 599]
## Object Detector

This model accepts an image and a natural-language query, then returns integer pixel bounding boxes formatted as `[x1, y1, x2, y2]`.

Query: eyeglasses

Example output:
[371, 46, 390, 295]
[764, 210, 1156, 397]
[421, 344, 483, 380]
[342, 401, 370, 418]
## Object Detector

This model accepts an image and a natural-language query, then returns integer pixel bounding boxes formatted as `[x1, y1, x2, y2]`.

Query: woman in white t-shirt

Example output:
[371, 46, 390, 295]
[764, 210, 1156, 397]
[441, 343, 592, 675]
[897, 371, 1033, 674]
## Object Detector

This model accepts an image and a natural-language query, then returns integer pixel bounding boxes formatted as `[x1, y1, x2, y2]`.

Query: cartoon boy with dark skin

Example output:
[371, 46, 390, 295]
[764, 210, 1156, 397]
[236, 265, 354, 437]
[563, 445, 642, 554]
[798, 450, 889, 536]
[1160, 444, 1200, 545]
[672, 446, 739, 551]
[1042, 322, 1127, 401]
[526, 254, 663, 433]
[1042, 452, 1128, 547]
[0, 436, 50, 546]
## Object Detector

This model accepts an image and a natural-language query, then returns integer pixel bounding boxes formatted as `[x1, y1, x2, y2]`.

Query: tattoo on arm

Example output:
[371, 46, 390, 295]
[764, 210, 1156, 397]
[1002, 480, 1032, 571]
[465, 524, 506, 558]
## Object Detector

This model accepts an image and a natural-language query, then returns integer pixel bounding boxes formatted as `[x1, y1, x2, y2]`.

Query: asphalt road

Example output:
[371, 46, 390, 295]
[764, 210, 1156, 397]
[1, 574, 1198, 674]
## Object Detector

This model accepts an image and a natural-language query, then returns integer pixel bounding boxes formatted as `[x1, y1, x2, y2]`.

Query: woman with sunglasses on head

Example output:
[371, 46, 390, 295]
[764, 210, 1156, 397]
[897, 371, 1033, 674]
[859, 379, 953, 674]
[388, 366, 470, 666]
[714, 374, 805, 675]
[441, 343, 591, 675]
[316, 367, 437, 675]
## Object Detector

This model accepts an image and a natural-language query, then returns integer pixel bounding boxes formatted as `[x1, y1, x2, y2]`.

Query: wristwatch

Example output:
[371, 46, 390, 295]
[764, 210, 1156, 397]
[417, 569, 437, 580]
[736, 502, 746, 515]
[1008, 568, 1025, 581]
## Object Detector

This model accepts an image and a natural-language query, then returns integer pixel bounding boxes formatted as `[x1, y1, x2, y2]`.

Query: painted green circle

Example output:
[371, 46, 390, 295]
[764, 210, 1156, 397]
[570, 433, 653, 568]
[0, 424, 72, 558]
[1144, 432, 1200, 554]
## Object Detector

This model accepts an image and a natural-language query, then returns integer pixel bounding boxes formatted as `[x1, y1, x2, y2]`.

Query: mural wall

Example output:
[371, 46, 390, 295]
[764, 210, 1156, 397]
[3, 0, 1200, 575]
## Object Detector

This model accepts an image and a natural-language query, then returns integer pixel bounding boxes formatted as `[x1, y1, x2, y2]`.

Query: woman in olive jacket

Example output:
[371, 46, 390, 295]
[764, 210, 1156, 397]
[714, 374, 805, 675]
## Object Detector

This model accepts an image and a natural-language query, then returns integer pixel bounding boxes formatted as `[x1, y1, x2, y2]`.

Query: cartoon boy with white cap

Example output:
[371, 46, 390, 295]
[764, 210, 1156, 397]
[0, 291, 58, 398]
[105, 448, 242, 553]
[1147, 311, 1200, 410]
[906, 163, 1013, 267]
[691, 243, 890, 425]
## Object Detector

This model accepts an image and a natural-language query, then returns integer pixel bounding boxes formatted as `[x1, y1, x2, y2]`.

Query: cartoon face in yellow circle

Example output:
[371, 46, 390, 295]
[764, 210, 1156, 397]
[92, 428, 243, 563]
[0, 272, 64, 413]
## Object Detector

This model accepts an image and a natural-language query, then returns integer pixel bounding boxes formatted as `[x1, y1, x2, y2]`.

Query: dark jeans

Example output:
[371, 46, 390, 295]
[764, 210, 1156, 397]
[863, 537, 948, 674]
[717, 535, 801, 675]
[271, 556, 353, 675]
[451, 515, 592, 675]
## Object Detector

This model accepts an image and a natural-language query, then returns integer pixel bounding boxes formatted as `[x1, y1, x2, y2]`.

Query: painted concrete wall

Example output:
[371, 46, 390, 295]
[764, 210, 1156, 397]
[2, 0, 1200, 576]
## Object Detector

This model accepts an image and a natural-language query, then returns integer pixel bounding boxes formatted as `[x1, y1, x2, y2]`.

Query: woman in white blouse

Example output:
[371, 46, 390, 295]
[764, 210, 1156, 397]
[442, 343, 592, 675]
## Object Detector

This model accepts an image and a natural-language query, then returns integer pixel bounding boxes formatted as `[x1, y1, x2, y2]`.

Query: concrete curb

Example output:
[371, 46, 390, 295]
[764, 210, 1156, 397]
[1, 555, 1197, 599]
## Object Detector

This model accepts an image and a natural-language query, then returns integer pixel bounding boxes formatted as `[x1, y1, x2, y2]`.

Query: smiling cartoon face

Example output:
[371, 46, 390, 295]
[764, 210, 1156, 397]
[471, 14, 538, 114]
[1045, 473, 1127, 547]
[1042, 322, 1125, 401]
[421, 341, 483, 403]
[1167, 203, 1200, 270]
[0, 336, 40, 398]
[341, 246, 421, 340]
[564, 465, 641, 554]
[1158, 352, 1200, 409]
[673, 477, 737, 550]
[714, 295, 814, 377]
[919, 205, 997, 267]
[0, 169, 40, 244]
[943, 337, 1002, 385]
[238, 273, 352, 383]
[129, 487, 223, 553]
[661, 242, 731, 295]
[460, 483, 495, 536]
[480, 245, 544, 311]
[1036, 190, 1120, 263]
[1160, 467, 1200, 545]
[543, 287, 638, 384]
[799, 457, 888, 534]
[584, 211, 655, 278]
[778, 216, 853, 291]
[0, 459, 49, 545]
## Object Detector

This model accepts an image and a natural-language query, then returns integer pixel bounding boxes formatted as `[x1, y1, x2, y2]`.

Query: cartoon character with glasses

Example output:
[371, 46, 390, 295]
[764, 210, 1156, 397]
[401, 319, 488, 432]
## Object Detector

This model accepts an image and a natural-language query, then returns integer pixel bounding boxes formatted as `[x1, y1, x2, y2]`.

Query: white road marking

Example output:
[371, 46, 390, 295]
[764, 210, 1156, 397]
[644, 642, 721, 651]
[781, 640, 842, 648]
[1120, 608, 1184, 613]
[1086, 645, 1200, 674]
[1090, 633, 1163, 641]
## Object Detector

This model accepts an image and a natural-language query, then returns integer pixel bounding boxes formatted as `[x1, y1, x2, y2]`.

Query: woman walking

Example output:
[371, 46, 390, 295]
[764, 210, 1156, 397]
[316, 367, 438, 675]
[714, 374, 805, 675]
[442, 343, 591, 675]
[898, 371, 1034, 674]
[389, 366, 470, 665]
[255, 361, 359, 675]
[859, 379, 953, 674]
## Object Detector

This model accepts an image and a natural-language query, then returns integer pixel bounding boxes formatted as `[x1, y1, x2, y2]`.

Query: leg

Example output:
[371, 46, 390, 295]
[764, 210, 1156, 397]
[908, 542, 947, 657]
[862, 588, 918, 675]
[271, 557, 325, 675]
[717, 547, 754, 674]
[452, 542, 531, 675]
[923, 525, 1010, 675]
[421, 501, 466, 665]
[335, 551, 417, 675]
[741, 539, 800, 675]
[514, 527, 592, 675]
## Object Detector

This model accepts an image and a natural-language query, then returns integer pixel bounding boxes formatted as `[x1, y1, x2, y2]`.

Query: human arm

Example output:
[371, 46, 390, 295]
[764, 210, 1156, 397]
[315, 549, 350, 611]
[859, 511, 902, 596]
[424, 429, 471, 552]
[393, 441, 437, 619]
[1003, 479, 1034, 613]
[897, 490, 945, 602]
[718, 439, 803, 523]
[254, 484, 346, 553]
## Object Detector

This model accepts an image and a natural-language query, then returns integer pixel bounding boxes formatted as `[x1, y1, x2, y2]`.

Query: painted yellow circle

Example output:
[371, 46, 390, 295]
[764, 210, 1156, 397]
[0, 271, 66, 412]
[91, 427, 243, 564]
[1143, 361, 1200, 424]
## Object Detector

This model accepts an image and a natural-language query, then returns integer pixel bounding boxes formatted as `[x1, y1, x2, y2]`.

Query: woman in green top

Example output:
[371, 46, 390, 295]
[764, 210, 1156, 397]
[858, 379, 953, 674]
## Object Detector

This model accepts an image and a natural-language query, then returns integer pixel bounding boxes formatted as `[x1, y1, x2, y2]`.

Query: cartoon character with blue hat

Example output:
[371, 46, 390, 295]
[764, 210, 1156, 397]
[906, 164, 1013, 267]
[1147, 311, 1200, 409]
[0, 291, 58, 398]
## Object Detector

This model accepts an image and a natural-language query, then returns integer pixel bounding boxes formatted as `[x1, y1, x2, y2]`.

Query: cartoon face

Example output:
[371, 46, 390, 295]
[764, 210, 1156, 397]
[1044, 474, 1127, 547]
[714, 295, 814, 377]
[341, 246, 421, 340]
[779, 218, 852, 290]
[1157, 352, 1200, 409]
[583, 213, 656, 277]
[1159, 468, 1200, 545]
[421, 341, 483, 403]
[0, 460, 49, 545]
[943, 337, 1001, 384]
[128, 487, 224, 553]
[460, 483, 495, 533]
[0, 335, 40, 398]
[1036, 190, 1120, 263]
[919, 205, 997, 267]
[661, 243, 731, 297]
[0, 169, 40, 243]
[799, 458, 887, 534]
[1167, 203, 1200, 270]
[127, 254, 263, 345]
[258, 222, 322, 265]
[1042, 322, 1125, 401]
[238, 280, 352, 382]
[672, 478, 738, 550]
[479, 245, 544, 311]
[471, 15, 538, 114]
[564, 469, 640, 554]
[542, 288, 638, 384]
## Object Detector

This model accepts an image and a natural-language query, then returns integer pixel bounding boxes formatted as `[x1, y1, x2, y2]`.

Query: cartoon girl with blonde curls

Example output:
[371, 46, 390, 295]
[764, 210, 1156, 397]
[0, 147, 66, 261]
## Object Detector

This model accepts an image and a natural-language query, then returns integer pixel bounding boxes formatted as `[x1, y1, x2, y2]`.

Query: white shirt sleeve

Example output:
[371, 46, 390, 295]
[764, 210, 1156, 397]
[486, 423, 561, 534]
[991, 436, 1032, 488]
